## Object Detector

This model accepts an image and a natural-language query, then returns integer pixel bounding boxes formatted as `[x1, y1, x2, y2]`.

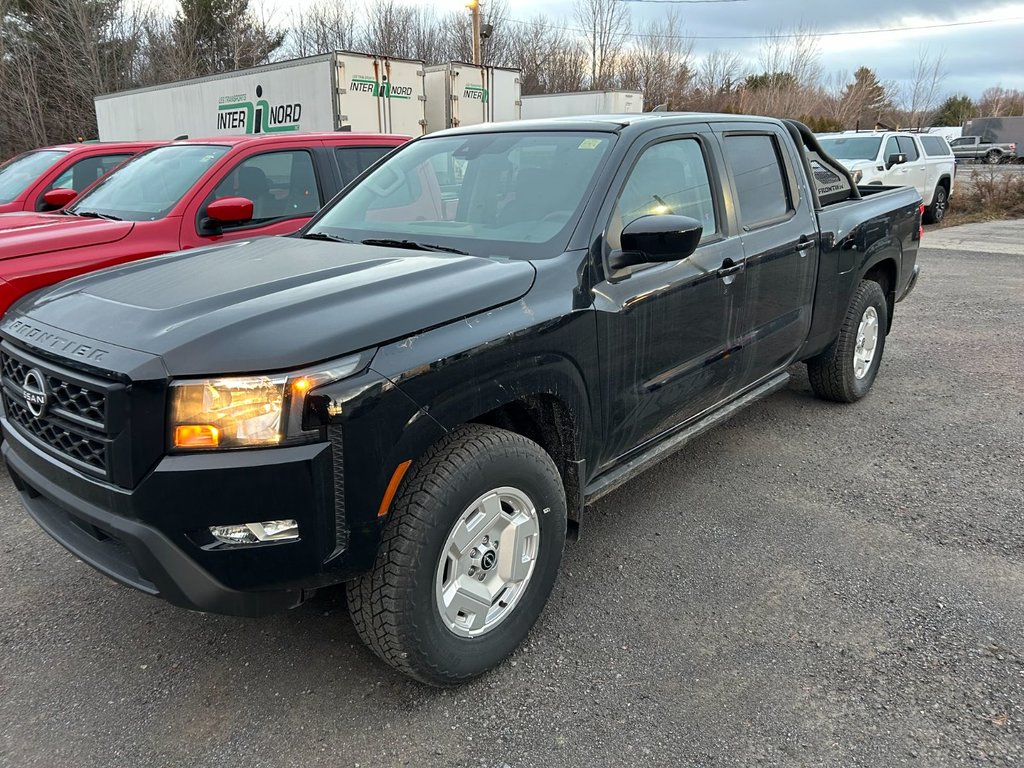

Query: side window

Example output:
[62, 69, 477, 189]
[897, 136, 919, 161]
[49, 154, 131, 193]
[883, 136, 900, 161]
[211, 150, 321, 226]
[722, 134, 791, 230]
[335, 146, 394, 186]
[607, 138, 716, 251]
[920, 136, 952, 156]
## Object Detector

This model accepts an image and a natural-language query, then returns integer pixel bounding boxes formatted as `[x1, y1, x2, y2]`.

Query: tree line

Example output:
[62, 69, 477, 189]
[1, 0, 1018, 159]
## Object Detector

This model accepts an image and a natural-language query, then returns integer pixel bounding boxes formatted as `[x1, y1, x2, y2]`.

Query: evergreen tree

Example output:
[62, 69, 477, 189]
[931, 94, 976, 126]
[173, 0, 284, 76]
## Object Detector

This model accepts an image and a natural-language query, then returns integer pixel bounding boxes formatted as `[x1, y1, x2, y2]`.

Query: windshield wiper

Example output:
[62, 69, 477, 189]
[73, 210, 122, 221]
[301, 231, 352, 243]
[361, 238, 468, 255]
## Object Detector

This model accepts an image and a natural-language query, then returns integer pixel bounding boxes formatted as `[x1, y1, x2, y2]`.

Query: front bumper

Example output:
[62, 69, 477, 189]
[3, 421, 351, 617]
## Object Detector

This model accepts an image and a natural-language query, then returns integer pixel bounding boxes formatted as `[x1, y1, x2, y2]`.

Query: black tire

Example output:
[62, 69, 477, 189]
[347, 424, 566, 686]
[806, 280, 888, 403]
[923, 184, 948, 224]
[985, 150, 1001, 165]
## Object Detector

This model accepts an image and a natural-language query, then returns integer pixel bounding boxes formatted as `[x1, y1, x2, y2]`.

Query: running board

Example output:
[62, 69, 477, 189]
[584, 372, 791, 504]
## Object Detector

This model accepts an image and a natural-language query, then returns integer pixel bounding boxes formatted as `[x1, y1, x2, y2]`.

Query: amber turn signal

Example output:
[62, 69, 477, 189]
[174, 424, 220, 448]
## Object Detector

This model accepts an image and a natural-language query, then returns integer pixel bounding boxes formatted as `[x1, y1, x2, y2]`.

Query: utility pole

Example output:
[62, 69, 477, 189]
[467, 0, 482, 65]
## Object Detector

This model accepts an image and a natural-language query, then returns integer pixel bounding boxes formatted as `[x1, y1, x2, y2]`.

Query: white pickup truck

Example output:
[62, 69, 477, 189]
[817, 131, 955, 223]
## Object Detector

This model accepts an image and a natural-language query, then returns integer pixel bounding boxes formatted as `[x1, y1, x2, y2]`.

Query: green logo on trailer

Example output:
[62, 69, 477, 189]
[216, 85, 301, 134]
[463, 84, 489, 104]
[348, 76, 413, 100]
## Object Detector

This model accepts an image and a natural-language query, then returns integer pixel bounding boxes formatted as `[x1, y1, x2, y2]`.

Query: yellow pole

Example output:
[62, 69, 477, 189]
[468, 0, 482, 65]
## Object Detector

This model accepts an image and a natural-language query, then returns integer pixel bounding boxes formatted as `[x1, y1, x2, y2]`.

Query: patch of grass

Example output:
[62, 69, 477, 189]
[941, 168, 1024, 227]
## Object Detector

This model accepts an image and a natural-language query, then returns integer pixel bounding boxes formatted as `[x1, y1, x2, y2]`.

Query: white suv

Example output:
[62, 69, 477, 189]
[817, 132, 955, 223]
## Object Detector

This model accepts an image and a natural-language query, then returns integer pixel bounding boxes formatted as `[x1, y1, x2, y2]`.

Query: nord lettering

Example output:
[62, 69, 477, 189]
[268, 103, 302, 125]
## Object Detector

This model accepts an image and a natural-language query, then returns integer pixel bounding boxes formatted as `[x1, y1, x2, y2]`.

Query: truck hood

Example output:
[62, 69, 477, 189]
[13, 237, 537, 375]
[0, 212, 135, 260]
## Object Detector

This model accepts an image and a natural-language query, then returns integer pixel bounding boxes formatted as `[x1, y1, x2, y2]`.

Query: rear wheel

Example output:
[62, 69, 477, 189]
[923, 183, 948, 224]
[347, 425, 566, 686]
[985, 149, 1002, 164]
[807, 280, 888, 403]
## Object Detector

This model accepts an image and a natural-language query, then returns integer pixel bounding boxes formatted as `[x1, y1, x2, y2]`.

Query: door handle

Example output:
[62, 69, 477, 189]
[795, 235, 815, 252]
[716, 258, 743, 280]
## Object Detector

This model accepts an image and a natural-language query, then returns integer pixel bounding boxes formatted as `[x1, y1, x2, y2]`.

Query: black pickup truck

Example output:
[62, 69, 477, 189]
[1, 114, 922, 685]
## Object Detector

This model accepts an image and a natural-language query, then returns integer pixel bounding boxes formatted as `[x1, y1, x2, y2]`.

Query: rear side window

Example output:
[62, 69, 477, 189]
[723, 134, 791, 229]
[920, 136, 952, 156]
[46, 154, 131, 193]
[335, 146, 394, 186]
[896, 136, 919, 161]
[211, 150, 321, 226]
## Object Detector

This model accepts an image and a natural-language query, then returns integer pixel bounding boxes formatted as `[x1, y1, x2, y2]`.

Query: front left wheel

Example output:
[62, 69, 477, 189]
[347, 425, 567, 686]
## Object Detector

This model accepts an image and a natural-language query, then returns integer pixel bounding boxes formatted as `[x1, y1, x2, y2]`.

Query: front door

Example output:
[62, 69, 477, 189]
[593, 131, 744, 466]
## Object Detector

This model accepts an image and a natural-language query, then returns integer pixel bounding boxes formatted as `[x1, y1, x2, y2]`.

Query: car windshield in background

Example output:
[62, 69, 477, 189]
[308, 131, 615, 260]
[68, 144, 230, 221]
[818, 137, 882, 161]
[0, 150, 66, 203]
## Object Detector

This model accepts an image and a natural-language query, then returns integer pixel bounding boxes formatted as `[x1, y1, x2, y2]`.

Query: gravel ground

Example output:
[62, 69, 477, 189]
[1, 239, 1022, 768]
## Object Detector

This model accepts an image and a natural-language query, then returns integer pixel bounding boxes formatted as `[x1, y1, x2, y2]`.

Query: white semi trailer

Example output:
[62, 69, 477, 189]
[423, 63, 521, 132]
[94, 52, 429, 140]
[520, 90, 644, 120]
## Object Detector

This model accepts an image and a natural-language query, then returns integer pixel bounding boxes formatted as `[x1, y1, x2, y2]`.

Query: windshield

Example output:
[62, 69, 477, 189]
[68, 144, 230, 221]
[818, 137, 882, 162]
[0, 150, 65, 203]
[307, 131, 615, 260]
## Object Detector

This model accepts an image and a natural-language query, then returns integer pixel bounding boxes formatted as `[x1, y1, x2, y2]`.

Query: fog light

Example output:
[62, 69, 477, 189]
[209, 519, 299, 545]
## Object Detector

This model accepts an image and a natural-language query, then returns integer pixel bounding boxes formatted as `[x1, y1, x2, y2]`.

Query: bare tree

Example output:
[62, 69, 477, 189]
[573, 0, 631, 89]
[505, 14, 588, 95]
[902, 46, 947, 128]
[617, 9, 693, 110]
[286, 0, 358, 57]
[741, 24, 822, 118]
[690, 49, 744, 111]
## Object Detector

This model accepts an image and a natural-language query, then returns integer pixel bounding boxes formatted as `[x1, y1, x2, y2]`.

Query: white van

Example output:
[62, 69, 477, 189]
[817, 131, 955, 223]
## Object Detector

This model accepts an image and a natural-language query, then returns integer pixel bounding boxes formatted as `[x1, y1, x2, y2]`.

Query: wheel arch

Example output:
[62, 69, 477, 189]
[861, 257, 898, 332]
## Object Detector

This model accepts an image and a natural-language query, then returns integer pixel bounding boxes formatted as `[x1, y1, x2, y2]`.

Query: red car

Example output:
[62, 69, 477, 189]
[0, 132, 408, 316]
[0, 141, 160, 214]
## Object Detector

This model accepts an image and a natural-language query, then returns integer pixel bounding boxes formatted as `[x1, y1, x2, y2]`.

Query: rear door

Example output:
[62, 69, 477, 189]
[896, 135, 927, 200]
[181, 141, 330, 248]
[593, 126, 742, 465]
[715, 124, 818, 389]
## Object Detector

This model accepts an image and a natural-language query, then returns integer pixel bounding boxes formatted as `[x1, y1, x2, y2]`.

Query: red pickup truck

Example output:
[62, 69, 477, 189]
[0, 132, 407, 315]
[0, 141, 160, 214]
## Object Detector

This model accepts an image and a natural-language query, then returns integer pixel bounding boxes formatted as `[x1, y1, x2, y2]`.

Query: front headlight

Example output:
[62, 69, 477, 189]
[852, 169, 864, 184]
[169, 353, 366, 450]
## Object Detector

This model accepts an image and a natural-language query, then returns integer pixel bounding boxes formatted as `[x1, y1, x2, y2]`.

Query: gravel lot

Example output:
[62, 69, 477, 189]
[1, 233, 1022, 768]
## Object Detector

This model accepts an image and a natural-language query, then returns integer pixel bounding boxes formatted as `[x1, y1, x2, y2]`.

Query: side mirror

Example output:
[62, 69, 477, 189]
[609, 214, 703, 271]
[43, 188, 77, 209]
[206, 196, 254, 224]
[886, 153, 908, 169]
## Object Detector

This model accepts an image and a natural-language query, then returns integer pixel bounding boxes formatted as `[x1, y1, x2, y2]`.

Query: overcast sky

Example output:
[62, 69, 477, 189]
[157, 0, 1024, 99]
